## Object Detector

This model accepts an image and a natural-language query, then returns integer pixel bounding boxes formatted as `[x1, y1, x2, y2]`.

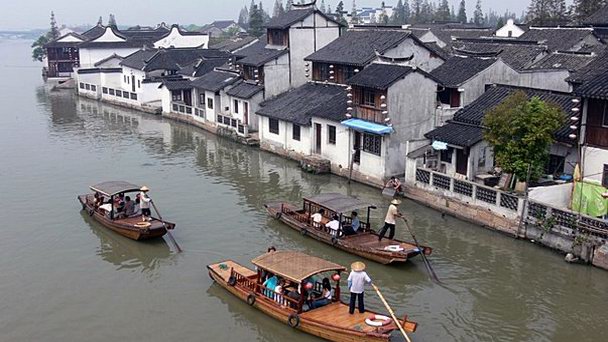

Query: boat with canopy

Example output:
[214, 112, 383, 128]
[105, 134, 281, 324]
[265, 193, 432, 264]
[207, 250, 418, 341]
[77, 181, 175, 241]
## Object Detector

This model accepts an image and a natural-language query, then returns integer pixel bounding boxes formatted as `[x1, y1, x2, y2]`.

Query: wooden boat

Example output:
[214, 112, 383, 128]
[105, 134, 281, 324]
[77, 181, 175, 241]
[207, 250, 418, 342]
[265, 193, 432, 265]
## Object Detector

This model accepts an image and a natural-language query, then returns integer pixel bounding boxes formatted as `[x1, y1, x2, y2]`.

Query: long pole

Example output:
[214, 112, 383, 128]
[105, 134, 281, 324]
[401, 217, 441, 284]
[516, 164, 532, 238]
[151, 200, 182, 253]
[372, 284, 412, 342]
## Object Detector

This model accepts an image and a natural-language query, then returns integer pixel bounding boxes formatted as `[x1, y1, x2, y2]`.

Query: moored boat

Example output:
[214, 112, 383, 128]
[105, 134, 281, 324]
[265, 193, 432, 264]
[77, 181, 175, 241]
[207, 250, 418, 342]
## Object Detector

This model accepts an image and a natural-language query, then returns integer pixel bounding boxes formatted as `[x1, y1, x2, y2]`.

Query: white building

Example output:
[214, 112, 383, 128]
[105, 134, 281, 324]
[154, 24, 209, 49]
[495, 19, 526, 38]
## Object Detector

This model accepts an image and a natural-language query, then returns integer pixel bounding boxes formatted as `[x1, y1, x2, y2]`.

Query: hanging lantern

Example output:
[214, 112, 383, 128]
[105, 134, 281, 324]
[305, 68, 310, 73]
[384, 117, 391, 123]
[347, 100, 353, 104]
[345, 113, 352, 118]
[346, 86, 352, 91]
[571, 98, 580, 104]
[380, 95, 386, 101]
[381, 103, 387, 108]
[332, 273, 341, 281]
[329, 70, 335, 74]
[382, 110, 388, 115]
[570, 125, 578, 130]
[354, 69, 360, 73]
[329, 64, 334, 69]
[572, 107, 580, 112]
[347, 93, 353, 98]
[305, 62, 310, 67]
[569, 133, 577, 139]
[347, 107, 353, 112]
[571, 116, 579, 121]
[305, 73, 310, 78]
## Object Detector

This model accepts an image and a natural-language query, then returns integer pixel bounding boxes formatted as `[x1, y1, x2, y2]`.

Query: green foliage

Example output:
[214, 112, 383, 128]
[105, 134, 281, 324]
[570, 0, 607, 23]
[527, 0, 568, 25]
[457, 0, 467, 23]
[49, 12, 60, 40]
[31, 35, 49, 62]
[248, 4, 265, 37]
[108, 14, 117, 26]
[483, 91, 566, 181]
[473, 0, 484, 25]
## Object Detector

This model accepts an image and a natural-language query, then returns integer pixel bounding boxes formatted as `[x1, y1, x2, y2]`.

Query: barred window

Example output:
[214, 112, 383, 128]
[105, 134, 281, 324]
[269, 118, 279, 135]
[79, 82, 84, 89]
[116, 90, 122, 97]
[207, 97, 214, 109]
[91, 85, 96, 92]
[130, 93, 137, 100]
[328, 125, 336, 144]
[109, 88, 115, 95]
[292, 124, 301, 141]
[102, 87, 108, 94]
[362, 133, 381, 156]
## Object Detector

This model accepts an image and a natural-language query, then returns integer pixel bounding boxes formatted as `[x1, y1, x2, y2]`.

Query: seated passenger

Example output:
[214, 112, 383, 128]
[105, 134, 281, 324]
[311, 208, 325, 228]
[124, 196, 136, 217]
[274, 279, 286, 305]
[309, 278, 332, 309]
[342, 211, 361, 236]
[325, 214, 340, 237]
[263, 274, 278, 297]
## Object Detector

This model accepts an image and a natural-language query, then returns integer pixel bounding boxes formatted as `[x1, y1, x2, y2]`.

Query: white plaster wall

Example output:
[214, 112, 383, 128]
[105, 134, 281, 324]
[583, 146, 608, 183]
[495, 20, 525, 38]
[517, 69, 571, 92]
[354, 136, 386, 179]
[57, 34, 83, 43]
[383, 38, 445, 72]
[468, 141, 495, 178]
[529, 183, 573, 209]
[100, 71, 122, 89]
[461, 60, 520, 106]
[140, 81, 163, 104]
[285, 122, 312, 154]
[80, 47, 140, 68]
[121, 67, 146, 93]
[76, 72, 101, 99]
[95, 28, 126, 42]
[161, 87, 172, 113]
[310, 118, 350, 169]
[154, 27, 209, 48]
[264, 53, 291, 97]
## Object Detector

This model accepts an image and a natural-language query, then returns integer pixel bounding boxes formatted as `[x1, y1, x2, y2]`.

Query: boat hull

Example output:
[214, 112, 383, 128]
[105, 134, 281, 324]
[265, 202, 431, 265]
[78, 195, 173, 241]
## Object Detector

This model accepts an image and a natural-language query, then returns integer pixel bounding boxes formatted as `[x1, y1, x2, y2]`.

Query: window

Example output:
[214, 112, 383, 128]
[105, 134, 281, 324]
[172, 91, 182, 102]
[138, 80, 141, 89]
[123, 91, 129, 99]
[85, 84, 90, 90]
[362, 133, 382, 156]
[79, 82, 84, 89]
[328, 125, 336, 144]
[292, 124, 301, 141]
[234, 99, 239, 114]
[130, 93, 137, 100]
[199, 93, 205, 107]
[109, 88, 115, 95]
[91, 85, 96, 92]
[115, 90, 122, 97]
[603, 164, 608, 188]
[124, 75, 127, 83]
[363, 89, 375, 107]
[478, 147, 486, 168]
[207, 97, 214, 109]
[440, 148, 453, 163]
[507, 30, 513, 37]
[316, 63, 329, 81]
[102, 87, 108, 94]
[269, 118, 279, 135]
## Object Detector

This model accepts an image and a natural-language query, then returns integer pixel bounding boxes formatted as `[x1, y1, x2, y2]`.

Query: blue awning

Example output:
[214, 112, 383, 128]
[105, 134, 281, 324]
[341, 118, 393, 135]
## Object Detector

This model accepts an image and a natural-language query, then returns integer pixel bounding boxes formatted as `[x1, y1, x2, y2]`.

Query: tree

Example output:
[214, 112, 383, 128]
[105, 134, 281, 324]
[248, 4, 265, 36]
[527, 0, 568, 25]
[238, 6, 250, 26]
[436, 0, 451, 21]
[571, 0, 608, 23]
[49, 11, 60, 40]
[457, 0, 467, 22]
[473, 0, 484, 25]
[97, 16, 103, 26]
[31, 35, 49, 62]
[420, 0, 433, 23]
[286, 0, 293, 11]
[335, 1, 348, 25]
[379, 2, 390, 24]
[327, 5, 332, 14]
[351, 0, 360, 24]
[391, 0, 406, 25]
[483, 92, 565, 181]
[272, 0, 285, 18]
[495, 17, 505, 29]
[412, 0, 423, 23]
[320, 0, 327, 13]
[108, 14, 117, 26]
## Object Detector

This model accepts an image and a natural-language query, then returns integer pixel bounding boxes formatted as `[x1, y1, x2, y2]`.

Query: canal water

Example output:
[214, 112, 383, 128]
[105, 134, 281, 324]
[1, 39, 607, 342]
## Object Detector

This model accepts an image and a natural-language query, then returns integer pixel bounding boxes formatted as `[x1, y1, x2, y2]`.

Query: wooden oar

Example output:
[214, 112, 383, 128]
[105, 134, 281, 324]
[401, 217, 441, 284]
[151, 200, 182, 253]
[372, 284, 413, 342]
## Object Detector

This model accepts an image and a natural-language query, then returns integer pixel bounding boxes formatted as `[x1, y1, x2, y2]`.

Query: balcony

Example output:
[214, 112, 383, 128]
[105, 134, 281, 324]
[352, 105, 385, 125]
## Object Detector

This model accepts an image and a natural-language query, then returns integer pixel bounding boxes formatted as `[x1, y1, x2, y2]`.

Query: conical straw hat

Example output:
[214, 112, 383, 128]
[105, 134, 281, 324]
[351, 261, 366, 272]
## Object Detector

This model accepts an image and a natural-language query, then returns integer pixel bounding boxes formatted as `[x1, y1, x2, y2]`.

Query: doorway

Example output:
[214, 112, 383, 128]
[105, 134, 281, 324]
[131, 75, 136, 92]
[353, 131, 361, 164]
[314, 123, 322, 154]
[456, 148, 468, 176]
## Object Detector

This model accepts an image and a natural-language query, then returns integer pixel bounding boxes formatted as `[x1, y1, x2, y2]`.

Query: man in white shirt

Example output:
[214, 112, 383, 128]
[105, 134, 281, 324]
[310, 208, 325, 228]
[347, 261, 372, 314]
[378, 199, 403, 241]
[139, 186, 152, 221]
[325, 214, 340, 237]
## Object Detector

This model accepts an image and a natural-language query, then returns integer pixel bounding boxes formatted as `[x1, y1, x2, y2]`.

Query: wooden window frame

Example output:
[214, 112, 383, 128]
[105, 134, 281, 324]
[362, 133, 382, 156]
[269, 118, 279, 135]
[363, 89, 376, 107]
[292, 124, 301, 141]
[328, 125, 336, 145]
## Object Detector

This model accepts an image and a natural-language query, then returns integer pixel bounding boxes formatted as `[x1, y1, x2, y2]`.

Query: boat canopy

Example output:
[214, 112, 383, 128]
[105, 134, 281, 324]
[252, 251, 346, 284]
[90, 181, 142, 197]
[303, 193, 372, 214]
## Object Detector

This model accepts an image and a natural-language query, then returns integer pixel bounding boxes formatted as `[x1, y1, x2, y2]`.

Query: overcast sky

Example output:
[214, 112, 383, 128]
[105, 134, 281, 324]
[2, 0, 532, 30]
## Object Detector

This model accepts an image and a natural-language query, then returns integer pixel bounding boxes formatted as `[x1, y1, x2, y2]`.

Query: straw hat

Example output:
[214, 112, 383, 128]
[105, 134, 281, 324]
[351, 261, 366, 272]
[390, 199, 402, 205]
[140, 186, 150, 192]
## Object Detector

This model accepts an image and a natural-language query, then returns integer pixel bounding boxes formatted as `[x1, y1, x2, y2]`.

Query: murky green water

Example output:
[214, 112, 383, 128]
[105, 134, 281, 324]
[1, 39, 607, 342]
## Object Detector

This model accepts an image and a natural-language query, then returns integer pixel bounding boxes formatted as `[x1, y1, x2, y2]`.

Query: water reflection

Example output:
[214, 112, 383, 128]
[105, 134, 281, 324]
[80, 212, 174, 276]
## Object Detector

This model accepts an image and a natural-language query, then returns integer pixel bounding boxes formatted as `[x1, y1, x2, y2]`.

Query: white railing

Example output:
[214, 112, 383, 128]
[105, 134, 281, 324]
[216, 113, 248, 137]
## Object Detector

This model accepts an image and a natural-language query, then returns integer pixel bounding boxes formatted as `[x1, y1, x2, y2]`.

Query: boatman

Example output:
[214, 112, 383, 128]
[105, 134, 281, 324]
[378, 199, 403, 241]
[139, 186, 152, 221]
[347, 261, 372, 314]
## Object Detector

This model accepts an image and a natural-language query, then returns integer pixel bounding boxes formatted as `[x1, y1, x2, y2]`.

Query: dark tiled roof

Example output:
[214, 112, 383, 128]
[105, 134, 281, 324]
[257, 83, 347, 125]
[266, 8, 336, 29]
[567, 50, 608, 84]
[430, 56, 497, 87]
[584, 5, 608, 26]
[518, 27, 595, 51]
[451, 40, 547, 70]
[121, 48, 231, 72]
[428, 27, 494, 48]
[161, 78, 193, 91]
[177, 57, 230, 77]
[209, 20, 239, 30]
[80, 24, 106, 40]
[346, 64, 414, 89]
[424, 41, 450, 59]
[190, 70, 240, 92]
[424, 122, 484, 147]
[305, 29, 414, 66]
[426, 84, 575, 146]
[575, 70, 608, 99]
[93, 54, 124, 67]
[226, 80, 264, 99]
[120, 49, 158, 70]
[211, 35, 258, 52]
[237, 44, 288, 67]
[529, 51, 597, 71]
